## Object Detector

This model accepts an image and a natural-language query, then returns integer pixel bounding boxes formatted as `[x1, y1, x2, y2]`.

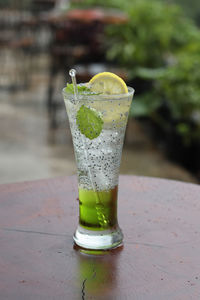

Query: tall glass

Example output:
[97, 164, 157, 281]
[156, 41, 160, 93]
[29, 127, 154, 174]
[63, 86, 134, 250]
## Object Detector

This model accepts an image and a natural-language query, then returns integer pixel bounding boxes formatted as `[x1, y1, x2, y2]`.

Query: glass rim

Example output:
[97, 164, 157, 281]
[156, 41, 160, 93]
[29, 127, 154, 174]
[62, 85, 135, 101]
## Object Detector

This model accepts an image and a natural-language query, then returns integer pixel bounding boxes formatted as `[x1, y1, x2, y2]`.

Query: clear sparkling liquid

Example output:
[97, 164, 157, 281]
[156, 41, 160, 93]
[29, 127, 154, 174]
[64, 93, 132, 191]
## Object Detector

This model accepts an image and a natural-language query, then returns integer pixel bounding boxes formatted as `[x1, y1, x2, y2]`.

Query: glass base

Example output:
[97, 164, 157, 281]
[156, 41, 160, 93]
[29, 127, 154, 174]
[73, 225, 123, 250]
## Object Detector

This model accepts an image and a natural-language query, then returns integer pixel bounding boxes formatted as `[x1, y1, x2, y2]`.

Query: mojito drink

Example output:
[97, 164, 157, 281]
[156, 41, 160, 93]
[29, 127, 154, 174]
[63, 72, 134, 249]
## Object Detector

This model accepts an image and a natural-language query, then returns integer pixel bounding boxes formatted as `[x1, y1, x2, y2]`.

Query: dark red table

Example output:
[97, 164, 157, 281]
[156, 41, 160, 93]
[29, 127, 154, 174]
[0, 175, 200, 299]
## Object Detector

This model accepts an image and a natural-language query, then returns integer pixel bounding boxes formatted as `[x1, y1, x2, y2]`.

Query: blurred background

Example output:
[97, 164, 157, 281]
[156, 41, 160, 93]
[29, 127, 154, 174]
[0, 0, 200, 184]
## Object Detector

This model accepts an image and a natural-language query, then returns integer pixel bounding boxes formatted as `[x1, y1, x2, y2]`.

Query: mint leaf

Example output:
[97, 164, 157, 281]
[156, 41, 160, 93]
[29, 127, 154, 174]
[65, 83, 75, 93]
[65, 83, 91, 94]
[76, 105, 103, 140]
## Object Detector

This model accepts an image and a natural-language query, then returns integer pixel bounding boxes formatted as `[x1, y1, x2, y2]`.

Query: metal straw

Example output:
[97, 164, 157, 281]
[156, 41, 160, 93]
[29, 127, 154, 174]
[69, 69, 78, 97]
[69, 69, 107, 227]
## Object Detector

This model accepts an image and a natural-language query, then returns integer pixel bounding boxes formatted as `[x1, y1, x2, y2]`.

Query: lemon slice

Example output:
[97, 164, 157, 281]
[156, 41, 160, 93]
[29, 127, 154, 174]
[89, 72, 128, 94]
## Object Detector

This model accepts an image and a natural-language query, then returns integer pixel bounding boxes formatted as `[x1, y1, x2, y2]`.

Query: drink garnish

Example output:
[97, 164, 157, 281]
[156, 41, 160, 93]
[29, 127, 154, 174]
[65, 83, 91, 94]
[76, 105, 103, 140]
[89, 72, 128, 94]
[74, 72, 128, 139]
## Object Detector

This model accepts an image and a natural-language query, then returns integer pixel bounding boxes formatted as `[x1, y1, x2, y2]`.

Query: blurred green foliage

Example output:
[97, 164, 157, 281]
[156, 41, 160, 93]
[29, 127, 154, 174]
[105, 1, 199, 68]
[158, 52, 200, 119]
[72, 0, 200, 144]
[165, 0, 200, 24]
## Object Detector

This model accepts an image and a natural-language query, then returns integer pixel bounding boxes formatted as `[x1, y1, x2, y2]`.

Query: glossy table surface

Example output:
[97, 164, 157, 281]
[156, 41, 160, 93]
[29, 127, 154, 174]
[0, 175, 200, 300]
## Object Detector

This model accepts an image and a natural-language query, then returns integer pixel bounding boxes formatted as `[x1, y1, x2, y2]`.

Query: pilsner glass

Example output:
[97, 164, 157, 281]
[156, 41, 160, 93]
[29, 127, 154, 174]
[63, 85, 134, 250]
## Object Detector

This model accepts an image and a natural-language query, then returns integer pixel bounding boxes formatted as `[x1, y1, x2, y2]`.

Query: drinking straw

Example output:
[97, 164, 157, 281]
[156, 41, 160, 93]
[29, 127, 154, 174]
[69, 69, 108, 227]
